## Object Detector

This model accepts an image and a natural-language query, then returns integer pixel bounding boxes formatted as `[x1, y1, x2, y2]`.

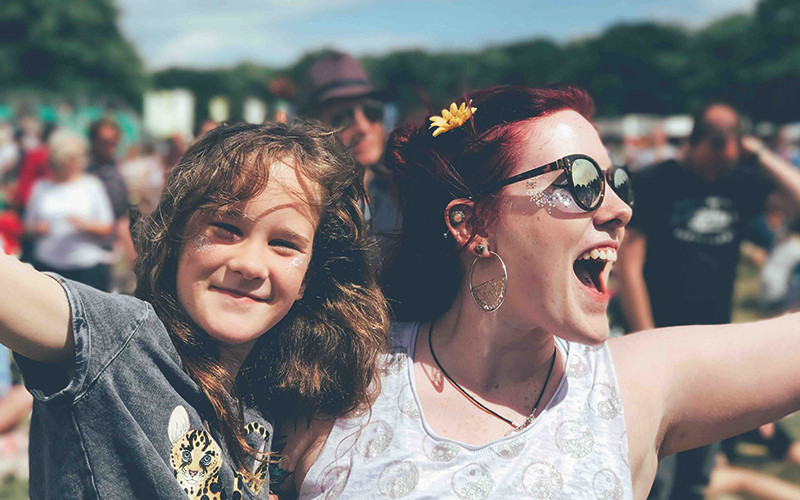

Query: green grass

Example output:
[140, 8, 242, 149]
[0, 477, 26, 500]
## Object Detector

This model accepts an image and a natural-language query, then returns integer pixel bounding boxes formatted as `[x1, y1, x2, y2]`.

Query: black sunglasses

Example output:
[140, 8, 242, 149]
[328, 101, 384, 129]
[476, 154, 634, 211]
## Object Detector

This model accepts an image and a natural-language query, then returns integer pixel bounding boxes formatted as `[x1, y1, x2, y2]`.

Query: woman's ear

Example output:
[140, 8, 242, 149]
[444, 199, 489, 255]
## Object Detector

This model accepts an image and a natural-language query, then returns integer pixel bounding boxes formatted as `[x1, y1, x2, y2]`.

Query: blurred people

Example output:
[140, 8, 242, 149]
[87, 118, 135, 269]
[773, 124, 800, 168]
[162, 133, 187, 178]
[13, 117, 51, 211]
[0, 344, 32, 481]
[195, 119, 219, 140]
[616, 103, 800, 500]
[270, 76, 296, 124]
[302, 51, 402, 263]
[631, 126, 680, 171]
[0, 123, 19, 185]
[25, 130, 114, 290]
[118, 142, 165, 216]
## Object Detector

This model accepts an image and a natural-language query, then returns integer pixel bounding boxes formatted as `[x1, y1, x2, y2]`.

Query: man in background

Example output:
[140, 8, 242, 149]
[301, 52, 402, 265]
[616, 103, 800, 499]
[87, 118, 135, 280]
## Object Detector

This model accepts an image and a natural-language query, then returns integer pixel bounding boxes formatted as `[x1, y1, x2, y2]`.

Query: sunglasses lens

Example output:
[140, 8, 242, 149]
[362, 103, 384, 124]
[330, 110, 352, 129]
[570, 158, 603, 210]
[611, 167, 634, 207]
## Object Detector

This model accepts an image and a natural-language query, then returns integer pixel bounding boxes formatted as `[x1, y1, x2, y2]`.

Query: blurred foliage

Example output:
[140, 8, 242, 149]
[0, 0, 145, 108]
[154, 0, 799, 122]
[1, 0, 798, 123]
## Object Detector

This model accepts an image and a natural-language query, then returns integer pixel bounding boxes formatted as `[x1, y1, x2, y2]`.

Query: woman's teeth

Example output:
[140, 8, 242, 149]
[579, 248, 617, 262]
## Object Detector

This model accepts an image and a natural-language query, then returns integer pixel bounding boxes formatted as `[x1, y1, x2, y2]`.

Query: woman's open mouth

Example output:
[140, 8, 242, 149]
[573, 247, 616, 296]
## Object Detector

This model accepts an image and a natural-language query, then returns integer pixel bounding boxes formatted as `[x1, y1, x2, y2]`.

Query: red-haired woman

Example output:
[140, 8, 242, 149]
[274, 86, 800, 499]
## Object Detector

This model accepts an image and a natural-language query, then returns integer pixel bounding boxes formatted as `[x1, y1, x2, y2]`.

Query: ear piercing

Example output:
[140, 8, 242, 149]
[449, 209, 465, 225]
[475, 244, 486, 256]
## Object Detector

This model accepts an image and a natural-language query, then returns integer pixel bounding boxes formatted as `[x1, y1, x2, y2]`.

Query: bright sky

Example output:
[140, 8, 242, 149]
[119, 0, 758, 71]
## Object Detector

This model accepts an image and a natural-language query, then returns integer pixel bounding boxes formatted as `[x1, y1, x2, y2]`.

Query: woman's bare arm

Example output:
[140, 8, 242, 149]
[612, 313, 800, 461]
[0, 252, 73, 362]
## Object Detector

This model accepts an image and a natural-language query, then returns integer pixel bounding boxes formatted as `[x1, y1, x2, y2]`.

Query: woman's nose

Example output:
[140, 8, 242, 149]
[595, 181, 632, 229]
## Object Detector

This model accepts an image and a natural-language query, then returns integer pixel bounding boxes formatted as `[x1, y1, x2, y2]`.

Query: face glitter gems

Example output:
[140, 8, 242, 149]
[451, 463, 494, 500]
[191, 234, 213, 253]
[378, 461, 419, 498]
[287, 255, 307, 271]
[525, 178, 584, 216]
[522, 460, 563, 499]
[555, 420, 595, 459]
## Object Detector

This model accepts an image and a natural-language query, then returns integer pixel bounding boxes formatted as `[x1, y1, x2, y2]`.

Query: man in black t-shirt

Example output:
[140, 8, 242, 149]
[617, 103, 800, 500]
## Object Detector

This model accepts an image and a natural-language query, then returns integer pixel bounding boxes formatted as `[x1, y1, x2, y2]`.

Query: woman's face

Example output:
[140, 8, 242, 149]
[488, 110, 632, 344]
[176, 160, 320, 356]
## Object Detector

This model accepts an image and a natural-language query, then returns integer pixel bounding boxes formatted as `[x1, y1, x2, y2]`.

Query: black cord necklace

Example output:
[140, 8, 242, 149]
[427, 321, 558, 432]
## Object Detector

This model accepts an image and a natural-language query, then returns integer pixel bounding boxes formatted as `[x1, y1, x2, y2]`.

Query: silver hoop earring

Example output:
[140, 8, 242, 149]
[469, 251, 508, 312]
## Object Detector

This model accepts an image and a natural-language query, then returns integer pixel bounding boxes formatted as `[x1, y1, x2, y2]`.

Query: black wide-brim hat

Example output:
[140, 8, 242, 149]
[302, 52, 386, 112]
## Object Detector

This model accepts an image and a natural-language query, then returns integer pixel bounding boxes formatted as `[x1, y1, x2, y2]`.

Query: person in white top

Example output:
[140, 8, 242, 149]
[24, 130, 114, 290]
[272, 86, 800, 500]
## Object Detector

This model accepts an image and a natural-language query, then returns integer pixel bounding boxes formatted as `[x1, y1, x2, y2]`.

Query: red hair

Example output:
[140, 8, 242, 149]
[383, 85, 595, 320]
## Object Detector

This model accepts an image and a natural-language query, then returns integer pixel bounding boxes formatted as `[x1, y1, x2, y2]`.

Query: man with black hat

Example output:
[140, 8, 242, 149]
[302, 51, 401, 264]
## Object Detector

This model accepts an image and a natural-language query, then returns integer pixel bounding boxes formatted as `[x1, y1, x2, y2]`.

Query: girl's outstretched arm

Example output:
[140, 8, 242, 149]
[0, 253, 72, 362]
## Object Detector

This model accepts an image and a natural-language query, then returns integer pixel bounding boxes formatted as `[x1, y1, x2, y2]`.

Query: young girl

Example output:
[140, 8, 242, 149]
[0, 121, 389, 499]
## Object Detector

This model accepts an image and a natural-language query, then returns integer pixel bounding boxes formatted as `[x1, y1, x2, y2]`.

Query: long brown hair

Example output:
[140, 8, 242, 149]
[133, 121, 389, 482]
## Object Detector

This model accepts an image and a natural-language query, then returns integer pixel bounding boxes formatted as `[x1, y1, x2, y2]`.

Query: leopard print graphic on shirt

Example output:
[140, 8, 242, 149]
[168, 406, 271, 499]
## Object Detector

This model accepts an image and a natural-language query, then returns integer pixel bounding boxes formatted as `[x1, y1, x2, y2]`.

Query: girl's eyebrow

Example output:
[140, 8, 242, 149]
[217, 208, 254, 222]
[275, 228, 311, 247]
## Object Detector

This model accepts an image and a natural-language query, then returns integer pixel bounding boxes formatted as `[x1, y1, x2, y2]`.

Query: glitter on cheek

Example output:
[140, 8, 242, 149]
[287, 255, 307, 271]
[525, 177, 584, 215]
[191, 234, 213, 253]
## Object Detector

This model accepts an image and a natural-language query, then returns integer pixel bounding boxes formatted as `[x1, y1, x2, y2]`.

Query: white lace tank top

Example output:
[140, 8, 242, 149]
[299, 322, 633, 499]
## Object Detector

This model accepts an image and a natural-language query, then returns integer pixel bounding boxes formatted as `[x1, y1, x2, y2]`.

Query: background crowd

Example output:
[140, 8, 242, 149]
[2, 0, 800, 499]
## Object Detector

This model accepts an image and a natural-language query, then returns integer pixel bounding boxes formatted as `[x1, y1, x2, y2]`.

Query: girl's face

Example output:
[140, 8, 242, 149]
[488, 110, 632, 344]
[176, 160, 319, 355]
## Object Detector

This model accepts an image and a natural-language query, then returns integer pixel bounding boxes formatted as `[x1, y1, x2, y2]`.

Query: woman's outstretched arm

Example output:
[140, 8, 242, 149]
[0, 252, 72, 362]
[612, 313, 800, 461]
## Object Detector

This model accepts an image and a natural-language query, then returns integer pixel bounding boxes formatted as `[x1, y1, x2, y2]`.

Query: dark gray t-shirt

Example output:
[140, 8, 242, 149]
[15, 275, 273, 499]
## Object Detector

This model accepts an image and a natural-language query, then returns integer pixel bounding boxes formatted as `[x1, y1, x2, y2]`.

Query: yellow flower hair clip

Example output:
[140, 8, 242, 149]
[429, 100, 477, 137]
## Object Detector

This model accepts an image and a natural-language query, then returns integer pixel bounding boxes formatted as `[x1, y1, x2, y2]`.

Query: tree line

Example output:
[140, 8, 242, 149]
[1, 0, 798, 122]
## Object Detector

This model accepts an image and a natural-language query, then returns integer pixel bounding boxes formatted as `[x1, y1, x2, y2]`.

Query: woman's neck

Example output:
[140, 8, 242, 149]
[428, 290, 557, 391]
